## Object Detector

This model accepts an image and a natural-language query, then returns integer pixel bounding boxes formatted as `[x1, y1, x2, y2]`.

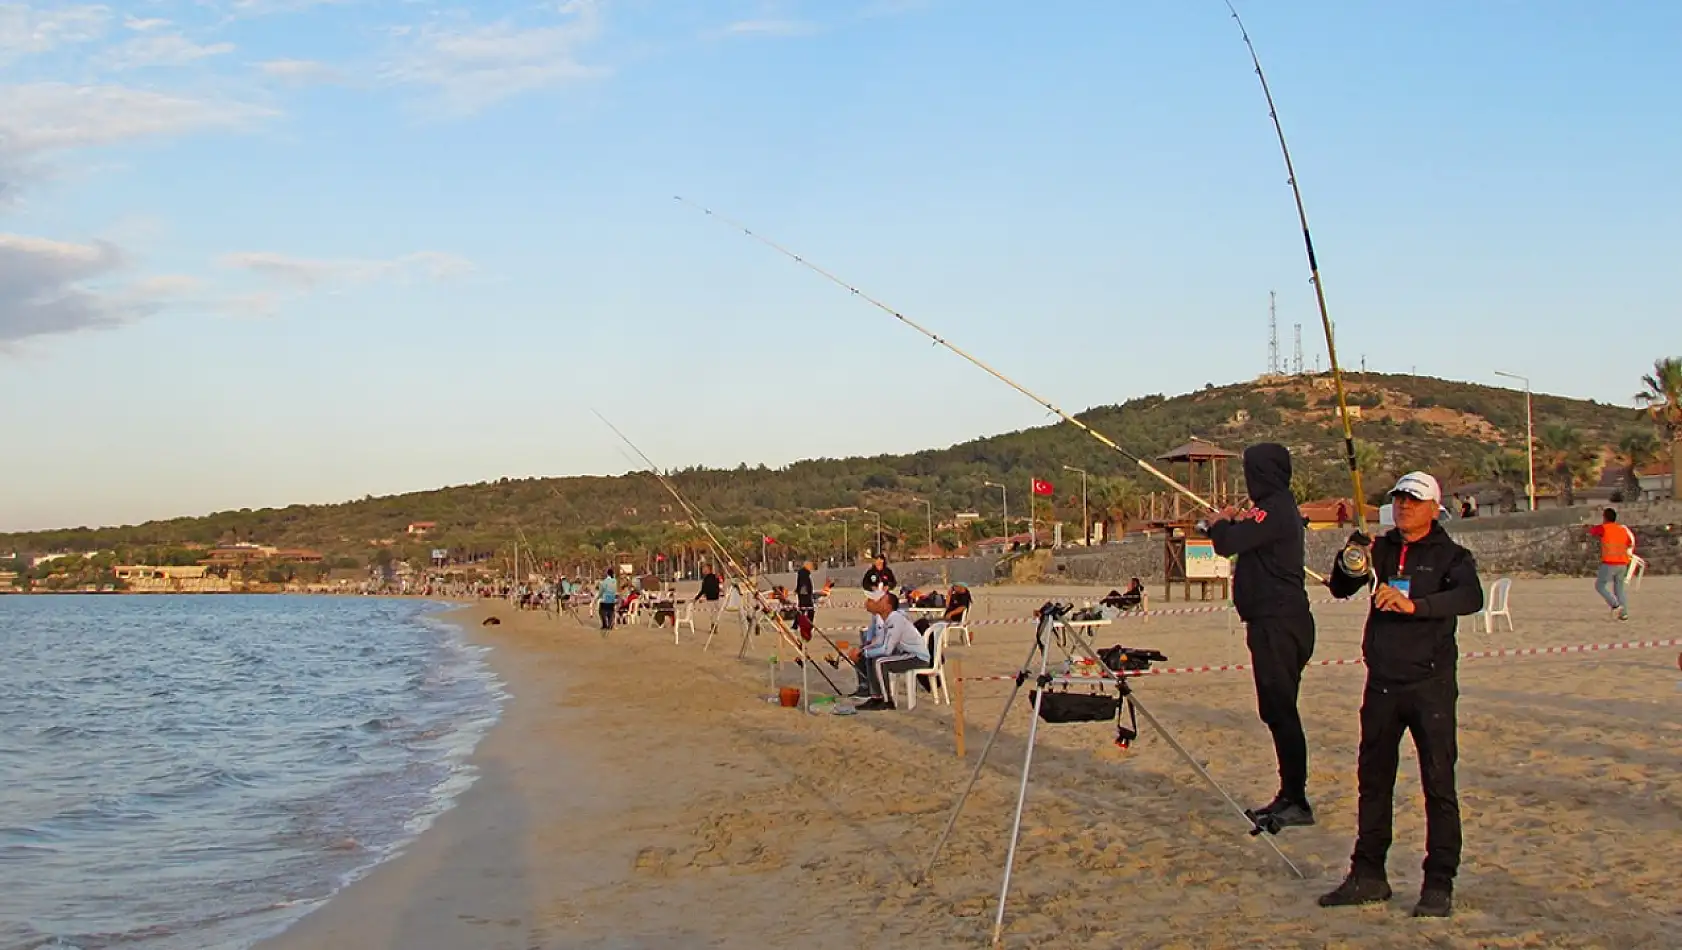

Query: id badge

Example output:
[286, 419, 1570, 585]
[1389, 575, 1412, 599]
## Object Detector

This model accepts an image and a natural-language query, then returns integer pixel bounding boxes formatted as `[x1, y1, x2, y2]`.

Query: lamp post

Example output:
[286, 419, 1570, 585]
[860, 508, 882, 557]
[983, 481, 1009, 549]
[1494, 370, 1536, 511]
[918, 497, 934, 557]
[1063, 465, 1089, 546]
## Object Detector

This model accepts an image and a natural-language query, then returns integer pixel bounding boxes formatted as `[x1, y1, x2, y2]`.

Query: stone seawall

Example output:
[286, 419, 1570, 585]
[1044, 502, 1682, 586]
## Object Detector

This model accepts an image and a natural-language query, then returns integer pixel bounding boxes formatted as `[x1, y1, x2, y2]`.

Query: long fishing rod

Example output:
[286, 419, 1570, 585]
[1224, 2, 1370, 549]
[674, 195, 1216, 516]
[592, 410, 850, 695]
[675, 196, 1333, 584]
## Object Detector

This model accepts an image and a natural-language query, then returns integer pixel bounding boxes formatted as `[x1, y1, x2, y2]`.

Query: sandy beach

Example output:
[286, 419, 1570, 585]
[262, 576, 1682, 949]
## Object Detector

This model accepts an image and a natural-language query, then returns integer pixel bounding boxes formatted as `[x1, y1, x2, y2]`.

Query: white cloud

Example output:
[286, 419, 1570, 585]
[0, 3, 110, 59]
[0, 232, 159, 344]
[123, 15, 169, 32]
[384, 0, 607, 115]
[103, 32, 235, 69]
[711, 18, 819, 38]
[218, 250, 475, 290]
[256, 57, 345, 86]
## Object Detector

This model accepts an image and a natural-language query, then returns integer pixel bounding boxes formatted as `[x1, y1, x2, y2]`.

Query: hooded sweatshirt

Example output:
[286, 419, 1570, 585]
[1205, 443, 1310, 621]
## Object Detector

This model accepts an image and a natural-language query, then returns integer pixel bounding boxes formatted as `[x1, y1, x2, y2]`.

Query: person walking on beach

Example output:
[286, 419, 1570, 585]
[794, 561, 816, 640]
[597, 569, 618, 632]
[1587, 507, 1636, 620]
[861, 556, 895, 592]
[695, 565, 722, 603]
[1318, 471, 1484, 919]
[1201, 443, 1318, 832]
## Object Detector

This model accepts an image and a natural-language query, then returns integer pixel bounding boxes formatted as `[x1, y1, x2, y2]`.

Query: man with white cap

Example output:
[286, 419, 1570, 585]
[1318, 471, 1484, 919]
[855, 588, 929, 711]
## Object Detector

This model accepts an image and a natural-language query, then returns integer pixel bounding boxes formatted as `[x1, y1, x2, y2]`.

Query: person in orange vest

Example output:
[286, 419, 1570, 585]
[1587, 507, 1636, 620]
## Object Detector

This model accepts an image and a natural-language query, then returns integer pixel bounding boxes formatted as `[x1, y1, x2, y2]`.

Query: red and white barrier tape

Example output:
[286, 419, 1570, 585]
[957, 638, 1682, 683]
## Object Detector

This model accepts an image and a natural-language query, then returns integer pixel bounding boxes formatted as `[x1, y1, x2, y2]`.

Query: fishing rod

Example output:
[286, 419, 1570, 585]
[592, 410, 852, 695]
[675, 196, 1333, 583]
[1224, 2, 1371, 568]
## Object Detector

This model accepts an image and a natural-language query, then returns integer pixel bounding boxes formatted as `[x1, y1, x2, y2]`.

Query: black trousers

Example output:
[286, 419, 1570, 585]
[599, 603, 615, 629]
[1245, 614, 1316, 803]
[1353, 675, 1461, 889]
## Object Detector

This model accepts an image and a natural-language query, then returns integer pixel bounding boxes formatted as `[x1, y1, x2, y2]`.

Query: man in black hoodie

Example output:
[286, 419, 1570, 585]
[1317, 471, 1483, 919]
[1203, 443, 1317, 831]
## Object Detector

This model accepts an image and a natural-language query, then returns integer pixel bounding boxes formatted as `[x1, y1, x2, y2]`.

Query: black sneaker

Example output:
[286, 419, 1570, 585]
[1411, 888, 1452, 918]
[1318, 873, 1392, 908]
[855, 698, 896, 711]
[1246, 796, 1314, 835]
[1245, 793, 1293, 820]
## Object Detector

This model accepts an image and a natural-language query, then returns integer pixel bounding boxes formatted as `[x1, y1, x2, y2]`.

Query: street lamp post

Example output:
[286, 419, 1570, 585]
[983, 481, 1009, 548]
[1063, 465, 1089, 546]
[860, 508, 882, 556]
[919, 498, 934, 557]
[1494, 370, 1536, 511]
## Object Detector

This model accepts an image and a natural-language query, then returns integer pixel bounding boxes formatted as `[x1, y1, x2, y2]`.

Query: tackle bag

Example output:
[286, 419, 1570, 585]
[1097, 645, 1169, 672]
[1029, 690, 1120, 723]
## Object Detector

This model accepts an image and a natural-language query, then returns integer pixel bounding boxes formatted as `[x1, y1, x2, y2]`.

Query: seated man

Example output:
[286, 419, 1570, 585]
[943, 584, 972, 623]
[858, 590, 932, 711]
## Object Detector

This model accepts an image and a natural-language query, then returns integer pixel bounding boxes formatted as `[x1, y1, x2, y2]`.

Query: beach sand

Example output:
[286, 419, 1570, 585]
[262, 576, 1682, 949]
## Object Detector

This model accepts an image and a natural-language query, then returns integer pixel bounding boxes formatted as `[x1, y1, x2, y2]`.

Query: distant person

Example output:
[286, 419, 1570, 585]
[1318, 471, 1484, 919]
[861, 556, 895, 592]
[597, 569, 618, 632]
[1202, 443, 1317, 833]
[1336, 500, 1350, 528]
[1587, 507, 1636, 620]
[794, 561, 816, 640]
[695, 566, 722, 602]
[943, 584, 972, 623]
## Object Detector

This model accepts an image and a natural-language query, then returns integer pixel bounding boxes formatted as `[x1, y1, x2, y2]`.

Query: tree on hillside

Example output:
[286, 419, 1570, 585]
[1634, 356, 1682, 500]
[1539, 424, 1597, 507]
[1616, 430, 1662, 502]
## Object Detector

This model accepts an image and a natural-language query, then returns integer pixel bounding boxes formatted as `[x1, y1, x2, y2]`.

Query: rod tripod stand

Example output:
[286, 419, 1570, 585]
[918, 605, 1303, 947]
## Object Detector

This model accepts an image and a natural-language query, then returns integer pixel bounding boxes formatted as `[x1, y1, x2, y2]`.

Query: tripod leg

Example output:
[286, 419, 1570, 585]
[917, 634, 1044, 885]
[990, 634, 1055, 947]
[1057, 624, 1305, 879]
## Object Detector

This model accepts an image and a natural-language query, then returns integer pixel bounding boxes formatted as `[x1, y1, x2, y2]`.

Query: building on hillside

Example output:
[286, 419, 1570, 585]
[1637, 460, 1674, 499]
[407, 522, 437, 536]
[1299, 498, 1381, 528]
[114, 565, 234, 593]
[203, 544, 278, 566]
[0, 570, 18, 590]
[271, 548, 324, 562]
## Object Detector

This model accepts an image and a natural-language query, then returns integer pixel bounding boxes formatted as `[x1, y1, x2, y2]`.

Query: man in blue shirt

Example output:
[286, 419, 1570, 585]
[857, 589, 932, 711]
[597, 570, 618, 632]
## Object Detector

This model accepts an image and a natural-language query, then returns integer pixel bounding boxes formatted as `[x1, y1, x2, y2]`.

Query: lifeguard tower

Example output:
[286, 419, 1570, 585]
[1151, 439, 1239, 602]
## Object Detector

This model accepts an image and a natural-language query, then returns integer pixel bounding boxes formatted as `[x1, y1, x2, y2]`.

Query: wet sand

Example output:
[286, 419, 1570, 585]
[261, 576, 1682, 948]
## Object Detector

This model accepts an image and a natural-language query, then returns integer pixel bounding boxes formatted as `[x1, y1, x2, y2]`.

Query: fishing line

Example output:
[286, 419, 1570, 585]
[1224, 1, 1370, 551]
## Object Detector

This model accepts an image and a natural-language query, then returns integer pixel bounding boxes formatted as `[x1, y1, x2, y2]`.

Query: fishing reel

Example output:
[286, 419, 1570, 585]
[1338, 531, 1373, 578]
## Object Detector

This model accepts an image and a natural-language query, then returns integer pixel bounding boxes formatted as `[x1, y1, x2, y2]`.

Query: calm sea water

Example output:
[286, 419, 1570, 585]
[0, 595, 503, 950]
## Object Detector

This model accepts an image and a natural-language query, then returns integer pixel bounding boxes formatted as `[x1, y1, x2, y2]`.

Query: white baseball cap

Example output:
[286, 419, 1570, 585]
[1390, 471, 1445, 510]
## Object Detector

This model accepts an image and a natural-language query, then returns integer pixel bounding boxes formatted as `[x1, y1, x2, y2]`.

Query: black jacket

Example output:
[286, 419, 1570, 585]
[861, 565, 896, 591]
[1206, 443, 1310, 621]
[696, 572, 722, 601]
[795, 568, 814, 609]
[1329, 522, 1484, 688]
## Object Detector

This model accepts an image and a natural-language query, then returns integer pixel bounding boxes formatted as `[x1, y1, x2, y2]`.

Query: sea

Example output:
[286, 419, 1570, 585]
[0, 595, 504, 950]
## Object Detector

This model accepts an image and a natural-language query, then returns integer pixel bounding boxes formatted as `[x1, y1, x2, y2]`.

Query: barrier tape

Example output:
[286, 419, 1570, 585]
[956, 638, 1682, 683]
[820, 596, 1364, 623]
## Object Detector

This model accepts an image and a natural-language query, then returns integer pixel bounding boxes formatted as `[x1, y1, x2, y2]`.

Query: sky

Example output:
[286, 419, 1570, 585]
[1, 0, 1678, 532]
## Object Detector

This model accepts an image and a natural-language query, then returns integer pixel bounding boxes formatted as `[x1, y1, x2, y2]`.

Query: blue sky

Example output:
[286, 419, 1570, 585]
[1, 0, 1678, 532]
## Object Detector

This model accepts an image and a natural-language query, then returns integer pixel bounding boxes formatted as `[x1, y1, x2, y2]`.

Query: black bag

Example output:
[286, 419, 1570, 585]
[1030, 690, 1119, 723]
[1098, 645, 1168, 672]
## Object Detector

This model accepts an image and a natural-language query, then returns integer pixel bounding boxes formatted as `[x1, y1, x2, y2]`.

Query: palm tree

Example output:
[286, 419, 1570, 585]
[1634, 356, 1682, 500]
[1616, 431, 1661, 501]
[1088, 476, 1140, 541]
[1539, 424, 1597, 507]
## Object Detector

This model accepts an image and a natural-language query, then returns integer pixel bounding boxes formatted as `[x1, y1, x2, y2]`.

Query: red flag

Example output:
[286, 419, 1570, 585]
[655, 554, 666, 561]
[1032, 478, 1054, 496]
[763, 535, 777, 545]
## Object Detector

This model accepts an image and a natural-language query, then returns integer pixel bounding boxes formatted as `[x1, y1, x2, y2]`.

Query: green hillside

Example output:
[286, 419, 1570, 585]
[2, 372, 1652, 581]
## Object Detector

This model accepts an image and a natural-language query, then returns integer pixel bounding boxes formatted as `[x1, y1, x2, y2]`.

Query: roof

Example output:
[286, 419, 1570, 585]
[1637, 459, 1674, 477]
[1156, 439, 1239, 462]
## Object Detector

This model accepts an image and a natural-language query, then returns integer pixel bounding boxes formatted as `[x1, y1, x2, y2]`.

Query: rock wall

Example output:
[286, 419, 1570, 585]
[1041, 502, 1682, 586]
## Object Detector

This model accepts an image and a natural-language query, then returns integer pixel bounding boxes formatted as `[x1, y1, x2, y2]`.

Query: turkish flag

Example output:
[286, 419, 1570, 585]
[1032, 479, 1054, 496]
[763, 535, 777, 545]
[655, 554, 666, 561]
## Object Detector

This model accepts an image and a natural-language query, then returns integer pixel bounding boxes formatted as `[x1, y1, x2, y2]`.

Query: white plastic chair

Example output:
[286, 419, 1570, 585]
[890, 625, 949, 711]
[1479, 577, 1513, 634]
[1625, 554, 1647, 591]
[946, 608, 972, 647]
[672, 601, 695, 643]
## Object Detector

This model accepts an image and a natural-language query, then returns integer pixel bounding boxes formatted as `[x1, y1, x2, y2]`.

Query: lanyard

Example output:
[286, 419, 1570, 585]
[1397, 543, 1410, 575]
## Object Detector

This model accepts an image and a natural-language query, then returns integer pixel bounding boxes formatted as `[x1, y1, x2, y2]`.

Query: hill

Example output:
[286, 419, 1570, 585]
[2, 372, 1651, 586]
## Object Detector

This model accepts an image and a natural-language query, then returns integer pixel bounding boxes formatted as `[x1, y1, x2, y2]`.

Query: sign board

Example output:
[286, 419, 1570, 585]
[1183, 539, 1232, 579]
[619, 562, 634, 574]
[431, 548, 448, 561]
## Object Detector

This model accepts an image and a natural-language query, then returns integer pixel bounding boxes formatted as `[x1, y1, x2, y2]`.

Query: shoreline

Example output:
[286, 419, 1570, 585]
[257, 579, 1682, 948]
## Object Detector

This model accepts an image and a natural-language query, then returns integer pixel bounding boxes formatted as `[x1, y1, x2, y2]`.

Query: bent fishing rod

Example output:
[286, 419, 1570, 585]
[1224, 1, 1370, 555]
[674, 196, 1333, 583]
[592, 410, 853, 692]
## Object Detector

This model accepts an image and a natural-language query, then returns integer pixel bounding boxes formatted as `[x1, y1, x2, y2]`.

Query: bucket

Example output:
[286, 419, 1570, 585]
[778, 686, 802, 708]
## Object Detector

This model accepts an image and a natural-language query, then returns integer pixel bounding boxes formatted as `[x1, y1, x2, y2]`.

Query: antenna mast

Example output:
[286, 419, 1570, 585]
[1292, 324, 1303, 375]
[1266, 290, 1280, 374]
